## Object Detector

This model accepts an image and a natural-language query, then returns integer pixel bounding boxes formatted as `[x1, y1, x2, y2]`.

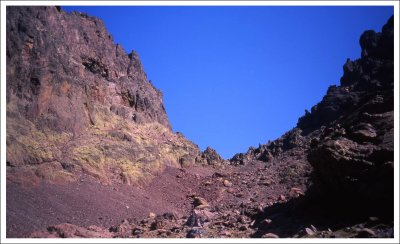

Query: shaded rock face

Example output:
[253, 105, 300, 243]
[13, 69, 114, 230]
[231, 16, 394, 211]
[307, 16, 394, 206]
[297, 16, 394, 131]
[6, 6, 206, 185]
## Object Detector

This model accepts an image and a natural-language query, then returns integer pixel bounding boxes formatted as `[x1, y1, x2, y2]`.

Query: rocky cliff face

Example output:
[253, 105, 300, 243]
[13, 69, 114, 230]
[231, 16, 394, 210]
[6, 6, 221, 186]
[307, 16, 394, 207]
[7, 6, 170, 131]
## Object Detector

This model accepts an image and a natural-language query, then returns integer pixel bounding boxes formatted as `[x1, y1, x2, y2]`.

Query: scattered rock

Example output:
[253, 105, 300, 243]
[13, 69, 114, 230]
[239, 226, 248, 231]
[223, 180, 233, 187]
[290, 187, 304, 196]
[235, 192, 244, 198]
[311, 224, 317, 232]
[305, 227, 315, 236]
[212, 172, 225, 178]
[262, 218, 272, 226]
[193, 197, 209, 209]
[237, 215, 249, 224]
[356, 228, 376, 238]
[369, 216, 379, 222]
[263, 233, 280, 238]
[132, 228, 142, 235]
[186, 209, 215, 228]
[186, 228, 207, 238]
[148, 212, 156, 219]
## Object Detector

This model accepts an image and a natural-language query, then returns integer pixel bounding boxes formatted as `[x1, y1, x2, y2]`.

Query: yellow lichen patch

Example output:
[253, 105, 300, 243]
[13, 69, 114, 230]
[71, 145, 104, 167]
[7, 99, 201, 186]
[115, 158, 144, 185]
[89, 127, 110, 138]
[32, 128, 72, 145]
[13, 126, 72, 164]
[70, 145, 108, 183]
[90, 105, 125, 129]
[142, 159, 165, 176]
[18, 136, 54, 162]
[105, 154, 164, 186]
[158, 143, 197, 167]
[7, 110, 73, 166]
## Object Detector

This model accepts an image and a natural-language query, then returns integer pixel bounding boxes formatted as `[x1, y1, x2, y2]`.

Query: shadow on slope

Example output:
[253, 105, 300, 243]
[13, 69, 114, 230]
[251, 181, 394, 238]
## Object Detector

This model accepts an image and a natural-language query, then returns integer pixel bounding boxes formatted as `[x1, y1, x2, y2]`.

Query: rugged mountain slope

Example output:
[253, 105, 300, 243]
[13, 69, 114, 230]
[307, 18, 394, 208]
[6, 6, 394, 239]
[6, 6, 222, 186]
[231, 16, 394, 212]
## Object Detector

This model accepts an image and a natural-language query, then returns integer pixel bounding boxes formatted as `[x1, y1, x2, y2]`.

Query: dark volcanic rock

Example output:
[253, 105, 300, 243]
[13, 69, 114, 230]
[230, 16, 394, 217]
[307, 16, 394, 208]
[297, 16, 394, 131]
[230, 128, 307, 165]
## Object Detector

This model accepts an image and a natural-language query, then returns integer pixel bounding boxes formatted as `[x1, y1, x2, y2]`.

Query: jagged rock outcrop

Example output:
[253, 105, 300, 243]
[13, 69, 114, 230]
[195, 147, 227, 166]
[307, 16, 394, 206]
[6, 6, 221, 185]
[230, 128, 308, 165]
[297, 17, 393, 132]
[230, 16, 394, 210]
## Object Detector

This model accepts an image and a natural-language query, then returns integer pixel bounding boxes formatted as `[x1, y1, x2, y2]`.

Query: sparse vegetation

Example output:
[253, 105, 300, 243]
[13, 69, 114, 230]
[7, 108, 73, 168]
[6, 100, 200, 186]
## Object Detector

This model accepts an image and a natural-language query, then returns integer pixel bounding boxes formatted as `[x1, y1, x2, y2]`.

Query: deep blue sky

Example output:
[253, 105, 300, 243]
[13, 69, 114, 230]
[63, 6, 393, 159]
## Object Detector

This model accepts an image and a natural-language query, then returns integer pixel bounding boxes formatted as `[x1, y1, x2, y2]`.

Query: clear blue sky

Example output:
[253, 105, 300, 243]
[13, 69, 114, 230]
[63, 6, 393, 159]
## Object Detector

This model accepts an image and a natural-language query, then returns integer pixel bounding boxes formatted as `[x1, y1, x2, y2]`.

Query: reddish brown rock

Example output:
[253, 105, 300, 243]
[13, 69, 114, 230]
[223, 180, 233, 187]
[196, 146, 227, 166]
[6, 6, 208, 186]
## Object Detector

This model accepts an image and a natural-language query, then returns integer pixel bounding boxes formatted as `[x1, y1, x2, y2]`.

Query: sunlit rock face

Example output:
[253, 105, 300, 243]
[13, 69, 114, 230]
[6, 6, 225, 185]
